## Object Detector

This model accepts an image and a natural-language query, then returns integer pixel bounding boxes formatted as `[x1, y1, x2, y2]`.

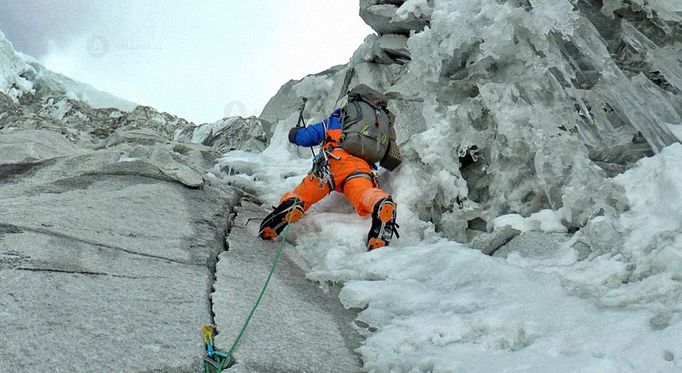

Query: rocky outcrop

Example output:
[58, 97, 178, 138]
[259, 65, 347, 127]
[1, 82, 268, 157]
[470, 227, 522, 256]
[0, 89, 192, 147]
[354, 34, 411, 65]
[174, 116, 270, 154]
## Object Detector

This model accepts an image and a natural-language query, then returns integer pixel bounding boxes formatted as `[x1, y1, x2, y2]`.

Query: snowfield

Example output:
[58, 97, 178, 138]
[217, 115, 682, 372]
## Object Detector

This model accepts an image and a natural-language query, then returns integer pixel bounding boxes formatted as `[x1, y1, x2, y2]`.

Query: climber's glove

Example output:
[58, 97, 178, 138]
[288, 127, 299, 144]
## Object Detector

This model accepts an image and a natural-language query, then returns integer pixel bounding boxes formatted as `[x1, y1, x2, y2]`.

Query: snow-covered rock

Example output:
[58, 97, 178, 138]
[174, 116, 269, 154]
[354, 34, 411, 65]
[0, 31, 33, 100]
[359, 0, 432, 35]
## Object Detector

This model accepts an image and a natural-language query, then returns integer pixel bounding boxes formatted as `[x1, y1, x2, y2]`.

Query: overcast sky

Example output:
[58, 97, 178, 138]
[0, 1, 373, 123]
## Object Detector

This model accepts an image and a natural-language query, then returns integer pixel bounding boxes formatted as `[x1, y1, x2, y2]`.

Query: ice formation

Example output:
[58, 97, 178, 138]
[261, 0, 682, 242]
[0, 30, 33, 100]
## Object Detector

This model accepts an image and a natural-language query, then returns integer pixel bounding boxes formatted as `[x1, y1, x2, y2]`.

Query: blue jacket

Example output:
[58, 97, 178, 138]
[290, 108, 343, 147]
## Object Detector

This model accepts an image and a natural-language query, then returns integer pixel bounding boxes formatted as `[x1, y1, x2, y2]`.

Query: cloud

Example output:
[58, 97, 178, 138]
[0, 0, 107, 56]
[1, 1, 373, 124]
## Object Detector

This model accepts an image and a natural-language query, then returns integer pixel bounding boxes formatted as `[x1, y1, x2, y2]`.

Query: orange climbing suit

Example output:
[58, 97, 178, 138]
[281, 147, 388, 216]
[280, 123, 389, 219]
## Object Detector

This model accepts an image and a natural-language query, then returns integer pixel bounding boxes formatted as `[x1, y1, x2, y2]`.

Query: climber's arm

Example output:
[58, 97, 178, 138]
[288, 120, 326, 147]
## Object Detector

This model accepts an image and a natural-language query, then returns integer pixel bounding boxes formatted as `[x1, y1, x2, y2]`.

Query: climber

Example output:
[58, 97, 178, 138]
[259, 84, 402, 250]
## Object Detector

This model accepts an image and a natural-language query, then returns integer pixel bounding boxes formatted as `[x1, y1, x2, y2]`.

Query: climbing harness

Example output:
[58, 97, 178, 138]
[202, 194, 303, 371]
[310, 149, 338, 191]
[340, 170, 377, 193]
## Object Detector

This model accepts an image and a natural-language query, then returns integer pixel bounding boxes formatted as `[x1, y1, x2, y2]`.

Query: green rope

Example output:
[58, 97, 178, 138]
[216, 195, 301, 371]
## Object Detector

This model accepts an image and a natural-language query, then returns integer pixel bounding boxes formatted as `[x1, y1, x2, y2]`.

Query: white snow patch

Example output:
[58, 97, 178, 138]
[492, 209, 568, 233]
[612, 143, 682, 281]
[396, 0, 433, 21]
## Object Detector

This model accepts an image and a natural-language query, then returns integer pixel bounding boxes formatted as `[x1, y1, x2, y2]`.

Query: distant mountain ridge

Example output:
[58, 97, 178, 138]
[0, 29, 136, 112]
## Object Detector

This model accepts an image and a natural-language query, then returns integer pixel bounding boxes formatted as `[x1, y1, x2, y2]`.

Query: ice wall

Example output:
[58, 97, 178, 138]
[260, 0, 681, 240]
[0, 30, 33, 100]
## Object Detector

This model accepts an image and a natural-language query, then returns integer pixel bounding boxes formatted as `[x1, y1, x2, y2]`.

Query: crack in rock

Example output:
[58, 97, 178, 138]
[14, 267, 149, 279]
[206, 199, 239, 328]
[0, 223, 201, 266]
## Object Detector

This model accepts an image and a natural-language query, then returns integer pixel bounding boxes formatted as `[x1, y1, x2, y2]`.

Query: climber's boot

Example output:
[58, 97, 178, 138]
[259, 198, 305, 240]
[367, 196, 399, 250]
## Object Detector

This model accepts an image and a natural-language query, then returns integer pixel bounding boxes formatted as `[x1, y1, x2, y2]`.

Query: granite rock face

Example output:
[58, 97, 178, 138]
[212, 202, 362, 373]
[0, 37, 250, 369]
[0, 92, 242, 371]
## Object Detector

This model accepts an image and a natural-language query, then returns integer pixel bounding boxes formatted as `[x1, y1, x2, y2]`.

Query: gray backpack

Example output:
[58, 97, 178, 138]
[340, 85, 402, 170]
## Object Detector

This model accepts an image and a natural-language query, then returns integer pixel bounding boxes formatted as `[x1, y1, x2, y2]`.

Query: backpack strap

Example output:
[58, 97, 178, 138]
[342, 101, 364, 131]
